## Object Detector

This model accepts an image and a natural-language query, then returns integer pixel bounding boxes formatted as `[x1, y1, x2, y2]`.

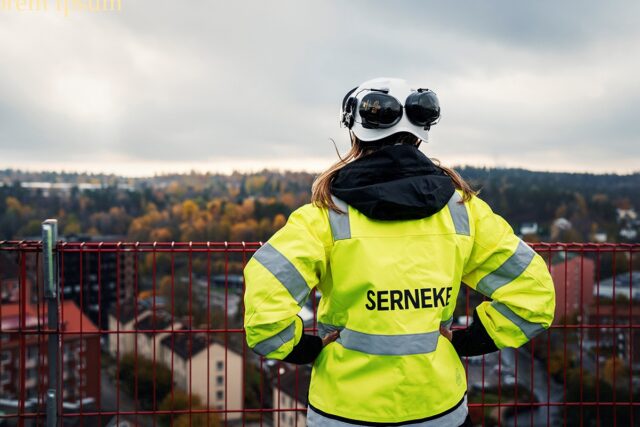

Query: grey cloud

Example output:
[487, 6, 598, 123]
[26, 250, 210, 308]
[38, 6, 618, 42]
[362, 1, 640, 51]
[0, 1, 638, 173]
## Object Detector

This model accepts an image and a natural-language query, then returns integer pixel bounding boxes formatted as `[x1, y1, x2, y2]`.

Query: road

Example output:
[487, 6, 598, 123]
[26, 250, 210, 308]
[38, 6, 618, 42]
[98, 369, 156, 427]
[499, 348, 563, 427]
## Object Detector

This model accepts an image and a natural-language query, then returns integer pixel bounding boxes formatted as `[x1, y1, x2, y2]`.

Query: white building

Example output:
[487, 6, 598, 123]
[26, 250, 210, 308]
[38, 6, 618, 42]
[620, 228, 638, 240]
[160, 328, 243, 420]
[617, 208, 637, 222]
[594, 271, 640, 301]
[272, 367, 310, 427]
[593, 232, 608, 243]
[108, 303, 150, 357]
[520, 222, 539, 236]
[133, 310, 182, 361]
[109, 307, 243, 421]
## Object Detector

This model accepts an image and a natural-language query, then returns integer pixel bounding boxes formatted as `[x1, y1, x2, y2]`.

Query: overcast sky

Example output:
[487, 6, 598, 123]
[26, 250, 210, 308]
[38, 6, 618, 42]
[0, 1, 638, 176]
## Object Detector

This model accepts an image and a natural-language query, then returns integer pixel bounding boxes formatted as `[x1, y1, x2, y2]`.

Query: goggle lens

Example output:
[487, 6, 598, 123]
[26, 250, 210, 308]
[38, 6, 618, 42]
[358, 93, 403, 129]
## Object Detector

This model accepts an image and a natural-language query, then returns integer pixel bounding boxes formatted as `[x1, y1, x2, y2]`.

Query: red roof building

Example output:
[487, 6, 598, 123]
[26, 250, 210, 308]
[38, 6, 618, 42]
[1, 299, 100, 406]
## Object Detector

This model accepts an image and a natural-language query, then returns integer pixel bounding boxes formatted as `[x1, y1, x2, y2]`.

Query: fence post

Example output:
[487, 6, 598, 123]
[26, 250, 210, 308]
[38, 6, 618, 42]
[42, 220, 59, 427]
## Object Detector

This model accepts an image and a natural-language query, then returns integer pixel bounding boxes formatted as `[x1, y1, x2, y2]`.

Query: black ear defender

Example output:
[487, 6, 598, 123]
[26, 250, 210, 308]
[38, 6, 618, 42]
[340, 86, 359, 129]
[405, 88, 440, 130]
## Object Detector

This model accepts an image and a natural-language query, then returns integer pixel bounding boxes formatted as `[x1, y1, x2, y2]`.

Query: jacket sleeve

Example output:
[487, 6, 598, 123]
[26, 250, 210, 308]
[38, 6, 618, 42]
[243, 204, 330, 360]
[461, 196, 555, 349]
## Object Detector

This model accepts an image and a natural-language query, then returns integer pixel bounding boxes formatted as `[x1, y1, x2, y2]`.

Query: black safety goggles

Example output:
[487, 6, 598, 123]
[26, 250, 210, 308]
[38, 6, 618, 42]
[357, 88, 440, 130]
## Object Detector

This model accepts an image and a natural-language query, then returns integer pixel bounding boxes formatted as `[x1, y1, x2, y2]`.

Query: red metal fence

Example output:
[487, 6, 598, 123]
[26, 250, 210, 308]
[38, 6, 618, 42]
[1, 232, 639, 426]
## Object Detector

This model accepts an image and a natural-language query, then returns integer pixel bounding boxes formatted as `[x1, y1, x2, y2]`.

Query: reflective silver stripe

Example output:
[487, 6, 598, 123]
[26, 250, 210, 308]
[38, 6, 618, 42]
[252, 321, 296, 356]
[447, 191, 470, 236]
[329, 196, 351, 240]
[307, 396, 468, 427]
[337, 328, 440, 356]
[491, 301, 546, 339]
[440, 315, 453, 329]
[317, 322, 344, 339]
[252, 242, 309, 306]
[476, 240, 536, 297]
[317, 323, 440, 355]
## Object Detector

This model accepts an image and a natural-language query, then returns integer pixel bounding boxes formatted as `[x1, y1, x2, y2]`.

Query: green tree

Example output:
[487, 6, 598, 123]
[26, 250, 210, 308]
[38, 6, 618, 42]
[118, 353, 172, 410]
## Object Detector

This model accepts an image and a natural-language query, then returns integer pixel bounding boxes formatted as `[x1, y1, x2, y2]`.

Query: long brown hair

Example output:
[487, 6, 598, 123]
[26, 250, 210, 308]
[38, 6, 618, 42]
[311, 132, 477, 213]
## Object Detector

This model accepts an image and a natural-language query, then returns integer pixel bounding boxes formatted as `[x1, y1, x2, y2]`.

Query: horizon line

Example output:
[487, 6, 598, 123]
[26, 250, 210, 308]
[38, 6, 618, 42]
[1, 163, 639, 179]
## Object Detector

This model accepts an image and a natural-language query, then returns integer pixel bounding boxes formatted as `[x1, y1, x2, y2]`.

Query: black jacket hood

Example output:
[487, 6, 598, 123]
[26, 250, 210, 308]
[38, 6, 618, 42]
[330, 144, 455, 221]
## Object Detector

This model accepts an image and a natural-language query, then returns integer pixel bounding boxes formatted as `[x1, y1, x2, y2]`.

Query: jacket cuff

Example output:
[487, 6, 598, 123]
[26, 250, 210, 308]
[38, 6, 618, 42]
[283, 334, 323, 365]
[452, 309, 499, 357]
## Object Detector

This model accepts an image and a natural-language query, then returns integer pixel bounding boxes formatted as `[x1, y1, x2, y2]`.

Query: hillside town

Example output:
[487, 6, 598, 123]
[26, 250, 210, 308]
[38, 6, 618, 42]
[1, 169, 639, 425]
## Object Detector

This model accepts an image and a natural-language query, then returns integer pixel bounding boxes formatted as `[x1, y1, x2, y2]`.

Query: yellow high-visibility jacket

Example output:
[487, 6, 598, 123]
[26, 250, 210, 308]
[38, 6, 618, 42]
[244, 190, 555, 425]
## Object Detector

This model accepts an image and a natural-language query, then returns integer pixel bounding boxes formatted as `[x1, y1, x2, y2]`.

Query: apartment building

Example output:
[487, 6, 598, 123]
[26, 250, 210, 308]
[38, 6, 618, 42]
[160, 327, 243, 420]
[0, 300, 100, 405]
[271, 367, 310, 427]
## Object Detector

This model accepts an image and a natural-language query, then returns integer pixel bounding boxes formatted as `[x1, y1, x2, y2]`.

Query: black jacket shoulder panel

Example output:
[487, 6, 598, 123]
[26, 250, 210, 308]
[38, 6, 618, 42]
[330, 145, 455, 221]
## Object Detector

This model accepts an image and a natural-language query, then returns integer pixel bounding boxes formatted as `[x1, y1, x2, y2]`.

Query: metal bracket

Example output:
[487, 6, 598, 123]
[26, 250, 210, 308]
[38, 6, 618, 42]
[43, 220, 58, 299]
[42, 219, 59, 427]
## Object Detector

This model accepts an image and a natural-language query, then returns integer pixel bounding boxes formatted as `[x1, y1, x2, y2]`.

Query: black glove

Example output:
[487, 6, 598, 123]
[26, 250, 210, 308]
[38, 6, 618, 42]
[452, 309, 499, 357]
[283, 334, 323, 365]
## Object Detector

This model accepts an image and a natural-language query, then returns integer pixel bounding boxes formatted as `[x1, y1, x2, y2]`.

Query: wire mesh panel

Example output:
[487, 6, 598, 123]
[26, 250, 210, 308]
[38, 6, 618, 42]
[0, 240, 638, 426]
[0, 241, 46, 427]
[462, 243, 640, 427]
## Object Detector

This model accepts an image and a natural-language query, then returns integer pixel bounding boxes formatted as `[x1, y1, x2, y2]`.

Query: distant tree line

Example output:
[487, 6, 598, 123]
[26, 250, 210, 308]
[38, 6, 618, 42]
[1, 168, 639, 243]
